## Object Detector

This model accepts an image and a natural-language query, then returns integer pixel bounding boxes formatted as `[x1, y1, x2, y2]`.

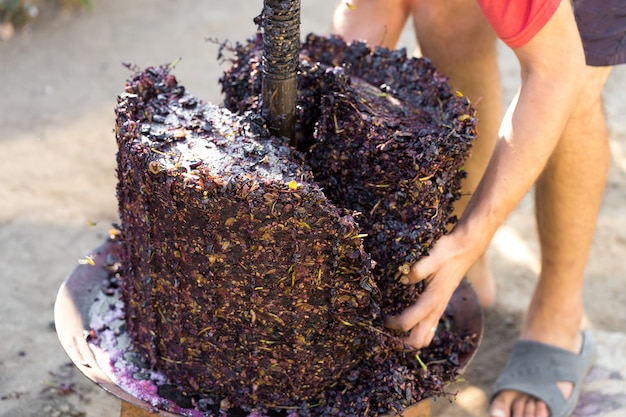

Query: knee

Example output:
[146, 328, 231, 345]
[412, 0, 497, 57]
[331, 0, 412, 48]
[579, 67, 612, 106]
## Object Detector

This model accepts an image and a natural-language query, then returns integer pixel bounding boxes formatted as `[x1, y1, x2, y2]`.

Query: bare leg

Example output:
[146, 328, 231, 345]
[409, 0, 501, 306]
[489, 65, 612, 417]
[330, 0, 410, 49]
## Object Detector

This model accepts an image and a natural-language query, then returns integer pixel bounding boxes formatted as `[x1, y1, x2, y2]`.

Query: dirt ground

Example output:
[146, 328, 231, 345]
[1, 1, 625, 416]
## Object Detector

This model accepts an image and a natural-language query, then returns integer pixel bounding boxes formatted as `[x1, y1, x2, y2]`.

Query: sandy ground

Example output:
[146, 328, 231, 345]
[0, 1, 625, 416]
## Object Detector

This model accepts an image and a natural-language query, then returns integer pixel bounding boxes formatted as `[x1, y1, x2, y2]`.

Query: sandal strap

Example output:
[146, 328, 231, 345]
[491, 332, 596, 417]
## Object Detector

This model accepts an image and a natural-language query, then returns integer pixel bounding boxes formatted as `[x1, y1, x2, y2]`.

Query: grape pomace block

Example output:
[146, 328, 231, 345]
[115, 33, 477, 417]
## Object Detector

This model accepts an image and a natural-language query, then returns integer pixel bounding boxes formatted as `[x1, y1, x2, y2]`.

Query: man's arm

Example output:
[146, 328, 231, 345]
[386, 0, 587, 349]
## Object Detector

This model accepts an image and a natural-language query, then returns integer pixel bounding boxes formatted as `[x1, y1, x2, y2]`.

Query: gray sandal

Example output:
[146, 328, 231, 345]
[490, 332, 596, 417]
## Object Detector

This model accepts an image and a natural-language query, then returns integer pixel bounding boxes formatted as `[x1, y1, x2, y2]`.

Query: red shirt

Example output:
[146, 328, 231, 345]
[476, 0, 561, 48]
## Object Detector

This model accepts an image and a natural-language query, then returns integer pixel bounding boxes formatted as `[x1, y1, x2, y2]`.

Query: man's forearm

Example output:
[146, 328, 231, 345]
[451, 0, 586, 255]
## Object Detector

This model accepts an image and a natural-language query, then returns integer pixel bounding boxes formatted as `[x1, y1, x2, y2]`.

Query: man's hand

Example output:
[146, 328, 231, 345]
[384, 233, 476, 349]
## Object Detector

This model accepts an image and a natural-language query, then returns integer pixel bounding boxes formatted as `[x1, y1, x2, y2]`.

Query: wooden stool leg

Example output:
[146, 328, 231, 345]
[120, 401, 156, 417]
[402, 400, 431, 417]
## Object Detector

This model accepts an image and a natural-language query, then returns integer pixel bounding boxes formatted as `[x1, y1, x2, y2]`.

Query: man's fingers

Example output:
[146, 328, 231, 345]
[385, 280, 454, 349]
[385, 297, 430, 333]
[386, 307, 439, 349]
[405, 321, 438, 349]
[385, 294, 442, 349]
[400, 266, 425, 285]
[400, 255, 437, 285]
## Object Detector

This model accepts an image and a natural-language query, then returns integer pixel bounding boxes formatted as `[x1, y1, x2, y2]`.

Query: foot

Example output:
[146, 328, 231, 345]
[489, 367, 576, 417]
[465, 253, 495, 308]
[489, 315, 585, 417]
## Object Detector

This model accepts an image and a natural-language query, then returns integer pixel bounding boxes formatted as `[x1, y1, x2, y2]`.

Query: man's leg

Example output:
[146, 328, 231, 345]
[409, 0, 501, 306]
[330, 0, 410, 49]
[489, 65, 612, 417]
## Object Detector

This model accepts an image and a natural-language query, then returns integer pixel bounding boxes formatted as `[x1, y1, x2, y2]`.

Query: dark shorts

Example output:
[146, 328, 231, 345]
[573, 0, 626, 66]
